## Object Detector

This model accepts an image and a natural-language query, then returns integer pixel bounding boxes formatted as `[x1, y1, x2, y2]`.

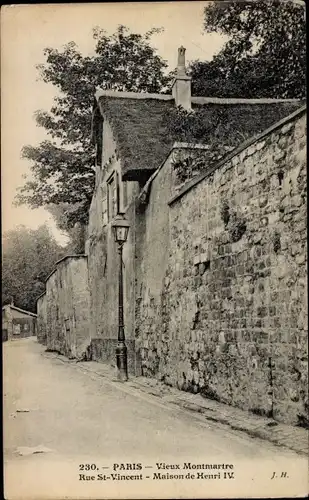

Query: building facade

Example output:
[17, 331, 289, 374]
[2, 304, 37, 341]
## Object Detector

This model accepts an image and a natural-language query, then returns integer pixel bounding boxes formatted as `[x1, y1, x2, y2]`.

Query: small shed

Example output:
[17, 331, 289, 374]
[2, 304, 37, 341]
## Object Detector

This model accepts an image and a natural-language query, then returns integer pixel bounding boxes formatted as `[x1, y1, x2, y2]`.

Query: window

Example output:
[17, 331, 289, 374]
[13, 324, 21, 335]
[96, 142, 102, 167]
[107, 172, 119, 221]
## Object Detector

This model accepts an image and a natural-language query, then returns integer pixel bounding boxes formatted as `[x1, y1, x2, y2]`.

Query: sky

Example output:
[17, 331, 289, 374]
[1, 2, 227, 245]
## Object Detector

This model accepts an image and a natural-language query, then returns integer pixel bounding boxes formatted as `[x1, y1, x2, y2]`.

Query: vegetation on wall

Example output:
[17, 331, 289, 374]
[220, 199, 247, 243]
[165, 105, 244, 183]
[272, 231, 281, 253]
[164, 102, 299, 183]
[165, 105, 251, 145]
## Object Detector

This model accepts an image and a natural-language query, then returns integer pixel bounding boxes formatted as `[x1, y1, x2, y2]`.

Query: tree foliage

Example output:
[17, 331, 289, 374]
[2, 225, 65, 312]
[190, 0, 306, 98]
[46, 202, 87, 253]
[16, 26, 170, 228]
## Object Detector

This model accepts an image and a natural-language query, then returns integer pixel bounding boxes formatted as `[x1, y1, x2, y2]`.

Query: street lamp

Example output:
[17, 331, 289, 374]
[111, 213, 130, 381]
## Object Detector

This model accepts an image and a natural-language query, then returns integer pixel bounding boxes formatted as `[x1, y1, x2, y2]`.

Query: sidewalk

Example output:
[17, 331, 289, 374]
[44, 351, 308, 457]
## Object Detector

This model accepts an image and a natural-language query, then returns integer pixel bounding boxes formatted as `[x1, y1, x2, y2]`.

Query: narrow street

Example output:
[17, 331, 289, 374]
[3, 338, 308, 499]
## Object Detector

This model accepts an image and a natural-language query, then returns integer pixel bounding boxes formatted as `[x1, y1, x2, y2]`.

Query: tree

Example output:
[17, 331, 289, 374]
[46, 202, 87, 254]
[2, 225, 65, 312]
[190, 0, 306, 98]
[16, 26, 171, 229]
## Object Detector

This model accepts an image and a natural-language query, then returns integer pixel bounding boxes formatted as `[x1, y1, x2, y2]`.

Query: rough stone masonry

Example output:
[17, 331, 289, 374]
[39, 255, 91, 359]
[136, 108, 307, 426]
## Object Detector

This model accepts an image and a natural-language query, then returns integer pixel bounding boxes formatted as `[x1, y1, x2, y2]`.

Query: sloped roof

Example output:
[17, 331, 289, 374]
[2, 304, 37, 317]
[96, 96, 175, 181]
[95, 91, 303, 182]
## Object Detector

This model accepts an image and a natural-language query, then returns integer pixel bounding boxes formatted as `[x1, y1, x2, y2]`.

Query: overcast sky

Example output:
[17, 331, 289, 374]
[1, 2, 226, 244]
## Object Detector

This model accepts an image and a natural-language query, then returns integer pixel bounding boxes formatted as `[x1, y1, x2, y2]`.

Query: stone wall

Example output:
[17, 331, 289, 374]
[135, 155, 173, 377]
[36, 293, 47, 345]
[137, 108, 307, 426]
[43, 256, 90, 358]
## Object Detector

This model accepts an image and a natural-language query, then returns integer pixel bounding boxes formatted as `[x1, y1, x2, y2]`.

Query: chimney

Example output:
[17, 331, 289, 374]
[172, 46, 191, 111]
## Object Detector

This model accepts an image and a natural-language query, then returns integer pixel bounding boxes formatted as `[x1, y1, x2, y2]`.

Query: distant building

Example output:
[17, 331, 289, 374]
[2, 304, 37, 341]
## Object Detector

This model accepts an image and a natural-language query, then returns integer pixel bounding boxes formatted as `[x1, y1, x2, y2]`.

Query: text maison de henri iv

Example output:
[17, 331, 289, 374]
[79, 462, 235, 481]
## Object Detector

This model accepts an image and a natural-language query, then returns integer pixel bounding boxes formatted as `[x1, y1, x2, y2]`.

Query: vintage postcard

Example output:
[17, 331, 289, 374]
[1, 2, 308, 499]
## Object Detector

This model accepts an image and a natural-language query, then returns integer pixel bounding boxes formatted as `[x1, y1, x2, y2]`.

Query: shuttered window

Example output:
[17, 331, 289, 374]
[107, 172, 119, 221]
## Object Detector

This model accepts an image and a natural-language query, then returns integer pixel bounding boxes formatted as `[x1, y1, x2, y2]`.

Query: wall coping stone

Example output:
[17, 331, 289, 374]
[191, 96, 302, 105]
[168, 104, 307, 206]
[54, 253, 87, 267]
[172, 142, 211, 150]
[95, 90, 174, 101]
[37, 254, 88, 307]
[43, 254, 88, 285]
[36, 291, 47, 302]
[95, 89, 302, 105]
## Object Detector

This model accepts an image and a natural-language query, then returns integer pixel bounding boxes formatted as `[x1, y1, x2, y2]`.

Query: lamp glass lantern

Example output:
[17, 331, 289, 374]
[111, 214, 130, 244]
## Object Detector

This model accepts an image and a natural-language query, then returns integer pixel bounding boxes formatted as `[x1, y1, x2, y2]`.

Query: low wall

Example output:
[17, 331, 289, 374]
[40, 255, 91, 358]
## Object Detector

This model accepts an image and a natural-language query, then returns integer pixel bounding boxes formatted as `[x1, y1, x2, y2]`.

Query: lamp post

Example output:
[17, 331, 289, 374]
[111, 214, 130, 381]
